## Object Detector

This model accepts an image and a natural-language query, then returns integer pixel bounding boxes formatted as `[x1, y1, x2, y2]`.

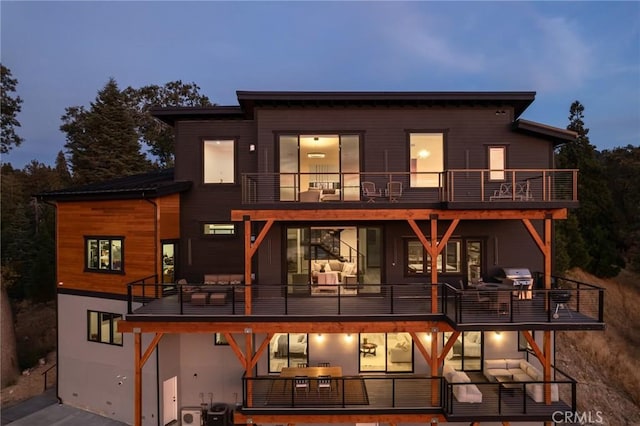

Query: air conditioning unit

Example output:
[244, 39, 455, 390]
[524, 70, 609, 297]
[181, 407, 202, 426]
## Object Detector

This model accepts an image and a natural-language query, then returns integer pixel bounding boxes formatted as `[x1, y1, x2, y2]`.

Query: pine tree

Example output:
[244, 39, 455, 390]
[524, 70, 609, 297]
[556, 101, 624, 277]
[1, 64, 24, 154]
[62, 78, 151, 184]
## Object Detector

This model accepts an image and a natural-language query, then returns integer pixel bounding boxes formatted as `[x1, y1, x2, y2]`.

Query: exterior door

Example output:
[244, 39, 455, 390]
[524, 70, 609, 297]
[162, 376, 177, 425]
[161, 240, 177, 283]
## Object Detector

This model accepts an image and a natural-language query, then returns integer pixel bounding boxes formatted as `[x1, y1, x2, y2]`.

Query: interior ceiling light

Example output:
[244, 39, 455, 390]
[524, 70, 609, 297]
[418, 149, 430, 159]
[307, 152, 326, 158]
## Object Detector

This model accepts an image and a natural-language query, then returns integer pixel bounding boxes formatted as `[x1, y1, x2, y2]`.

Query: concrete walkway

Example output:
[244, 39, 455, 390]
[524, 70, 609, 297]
[1, 388, 127, 426]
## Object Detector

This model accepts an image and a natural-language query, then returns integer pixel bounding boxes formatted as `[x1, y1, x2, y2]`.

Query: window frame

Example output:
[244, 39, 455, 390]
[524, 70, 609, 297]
[405, 238, 461, 276]
[203, 139, 237, 184]
[87, 310, 123, 346]
[202, 222, 237, 237]
[407, 131, 445, 188]
[85, 236, 124, 274]
[488, 145, 506, 181]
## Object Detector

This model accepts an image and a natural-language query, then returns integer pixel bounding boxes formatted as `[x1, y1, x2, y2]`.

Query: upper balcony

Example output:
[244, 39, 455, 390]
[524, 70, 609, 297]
[125, 278, 604, 330]
[240, 169, 578, 208]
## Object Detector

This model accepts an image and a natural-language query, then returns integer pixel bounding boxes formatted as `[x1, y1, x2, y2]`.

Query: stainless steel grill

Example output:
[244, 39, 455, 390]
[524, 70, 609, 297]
[497, 267, 533, 287]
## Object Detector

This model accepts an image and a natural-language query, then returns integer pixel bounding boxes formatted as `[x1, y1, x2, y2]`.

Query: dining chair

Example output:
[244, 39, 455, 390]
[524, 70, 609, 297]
[296, 362, 308, 368]
[294, 375, 309, 393]
[317, 375, 332, 393]
[317, 362, 330, 367]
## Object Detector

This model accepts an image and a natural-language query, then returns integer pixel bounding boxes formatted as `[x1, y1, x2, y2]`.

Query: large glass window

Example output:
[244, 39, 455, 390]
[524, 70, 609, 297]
[409, 133, 444, 187]
[88, 310, 123, 346]
[278, 134, 361, 202]
[360, 332, 413, 373]
[86, 237, 123, 272]
[405, 239, 460, 275]
[443, 331, 482, 371]
[204, 139, 235, 183]
[488, 146, 506, 181]
[268, 333, 308, 373]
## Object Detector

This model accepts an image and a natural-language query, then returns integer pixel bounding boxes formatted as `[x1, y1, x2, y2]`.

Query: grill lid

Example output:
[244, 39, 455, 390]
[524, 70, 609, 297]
[497, 267, 533, 286]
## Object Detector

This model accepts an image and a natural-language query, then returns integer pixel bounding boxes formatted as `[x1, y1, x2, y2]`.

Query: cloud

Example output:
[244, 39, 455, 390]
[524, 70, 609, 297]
[377, 5, 486, 74]
[518, 15, 593, 91]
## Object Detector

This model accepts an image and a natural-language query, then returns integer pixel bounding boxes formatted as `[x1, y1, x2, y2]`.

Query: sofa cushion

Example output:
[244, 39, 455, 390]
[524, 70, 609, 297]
[442, 364, 456, 381]
[505, 359, 522, 369]
[485, 359, 507, 370]
[513, 373, 531, 382]
[342, 262, 356, 276]
[487, 368, 511, 379]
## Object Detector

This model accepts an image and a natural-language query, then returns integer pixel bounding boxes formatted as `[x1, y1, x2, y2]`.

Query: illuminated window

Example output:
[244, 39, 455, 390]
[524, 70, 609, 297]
[204, 140, 235, 183]
[86, 237, 123, 272]
[409, 133, 444, 187]
[88, 310, 123, 346]
[488, 146, 506, 180]
[406, 239, 460, 275]
[203, 223, 236, 236]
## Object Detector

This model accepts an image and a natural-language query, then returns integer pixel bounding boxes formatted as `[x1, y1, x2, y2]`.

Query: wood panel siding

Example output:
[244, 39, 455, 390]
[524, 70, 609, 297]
[56, 195, 180, 295]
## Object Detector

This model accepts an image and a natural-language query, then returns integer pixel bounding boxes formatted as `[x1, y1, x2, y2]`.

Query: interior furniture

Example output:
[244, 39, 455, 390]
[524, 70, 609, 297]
[297, 362, 308, 368]
[360, 342, 377, 357]
[273, 333, 308, 358]
[317, 375, 332, 393]
[385, 181, 403, 202]
[203, 273, 245, 301]
[442, 364, 483, 403]
[280, 366, 343, 378]
[388, 334, 412, 362]
[294, 375, 309, 393]
[484, 358, 559, 402]
[311, 260, 357, 284]
[317, 362, 331, 367]
[452, 331, 482, 358]
[299, 189, 322, 202]
[361, 181, 382, 202]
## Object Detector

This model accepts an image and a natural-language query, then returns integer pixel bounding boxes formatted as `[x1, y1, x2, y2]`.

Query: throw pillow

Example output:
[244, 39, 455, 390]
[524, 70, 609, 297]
[324, 262, 332, 272]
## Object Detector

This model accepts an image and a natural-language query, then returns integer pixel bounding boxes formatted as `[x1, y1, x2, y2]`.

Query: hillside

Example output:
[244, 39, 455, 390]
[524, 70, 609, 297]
[556, 268, 640, 426]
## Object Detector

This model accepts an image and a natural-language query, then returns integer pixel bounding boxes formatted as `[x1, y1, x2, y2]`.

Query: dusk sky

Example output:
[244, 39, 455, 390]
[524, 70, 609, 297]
[2, 1, 638, 168]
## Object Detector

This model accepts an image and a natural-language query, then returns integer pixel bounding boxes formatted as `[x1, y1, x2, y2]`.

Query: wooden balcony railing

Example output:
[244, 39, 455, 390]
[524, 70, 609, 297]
[240, 169, 578, 204]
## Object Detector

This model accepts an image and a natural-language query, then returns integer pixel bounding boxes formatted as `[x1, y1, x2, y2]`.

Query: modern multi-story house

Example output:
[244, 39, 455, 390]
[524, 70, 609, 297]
[40, 91, 605, 426]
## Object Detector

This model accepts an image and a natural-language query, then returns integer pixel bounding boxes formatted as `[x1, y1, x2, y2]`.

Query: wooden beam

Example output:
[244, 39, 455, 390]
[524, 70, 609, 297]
[134, 332, 141, 426]
[119, 320, 453, 334]
[223, 332, 247, 367]
[231, 208, 568, 222]
[249, 219, 274, 258]
[438, 331, 461, 365]
[409, 332, 431, 367]
[140, 332, 163, 367]
[545, 218, 552, 289]
[232, 412, 446, 424]
[521, 218, 545, 253]
[250, 333, 273, 370]
[521, 331, 546, 366]
[544, 330, 552, 404]
[244, 218, 252, 314]
[407, 219, 433, 257]
[430, 329, 439, 406]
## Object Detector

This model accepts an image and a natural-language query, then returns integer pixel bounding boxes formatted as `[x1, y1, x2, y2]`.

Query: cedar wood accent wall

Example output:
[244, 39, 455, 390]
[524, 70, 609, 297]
[56, 194, 180, 295]
[173, 106, 552, 283]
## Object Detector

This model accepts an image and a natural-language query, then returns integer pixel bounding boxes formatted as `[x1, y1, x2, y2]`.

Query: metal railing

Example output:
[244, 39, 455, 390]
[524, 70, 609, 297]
[442, 370, 576, 418]
[126, 282, 439, 316]
[442, 278, 604, 325]
[240, 169, 578, 204]
[242, 375, 442, 409]
[41, 364, 56, 391]
[126, 278, 603, 326]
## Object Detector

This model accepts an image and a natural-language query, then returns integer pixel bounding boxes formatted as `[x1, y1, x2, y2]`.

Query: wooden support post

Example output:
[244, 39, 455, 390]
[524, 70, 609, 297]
[430, 329, 439, 406]
[544, 330, 552, 404]
[245, 332, 254, 407]
[244, 216, 252, 315]
[134, 332, 141, 426]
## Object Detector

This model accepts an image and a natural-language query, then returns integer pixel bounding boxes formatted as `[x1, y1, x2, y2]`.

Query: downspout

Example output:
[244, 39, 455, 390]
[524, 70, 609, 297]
[142, 195, 160, 423]
[39, 197, 63, 405]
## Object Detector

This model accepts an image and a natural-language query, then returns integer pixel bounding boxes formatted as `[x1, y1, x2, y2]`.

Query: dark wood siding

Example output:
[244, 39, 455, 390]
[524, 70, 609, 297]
[174, 120, 256, 282]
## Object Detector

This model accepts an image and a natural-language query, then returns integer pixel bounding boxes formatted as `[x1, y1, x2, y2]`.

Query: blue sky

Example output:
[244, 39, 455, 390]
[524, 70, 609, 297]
[2, 1, 639, 168]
